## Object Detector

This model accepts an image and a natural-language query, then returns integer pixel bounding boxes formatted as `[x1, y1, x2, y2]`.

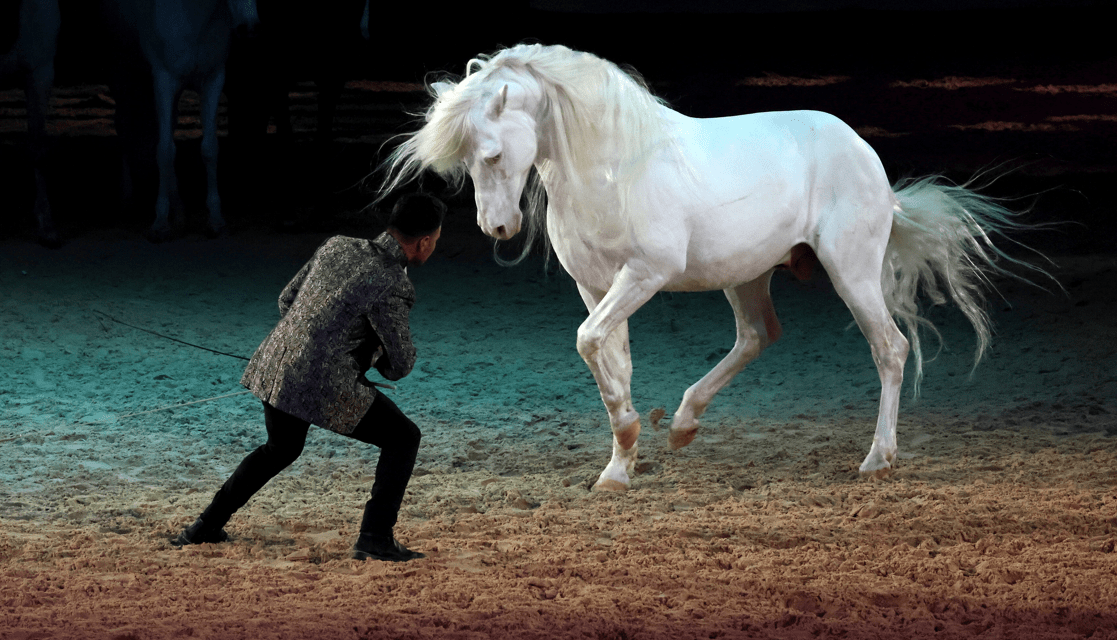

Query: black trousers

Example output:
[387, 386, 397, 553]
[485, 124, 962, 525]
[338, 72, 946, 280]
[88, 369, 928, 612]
[201, 394, 421, 537]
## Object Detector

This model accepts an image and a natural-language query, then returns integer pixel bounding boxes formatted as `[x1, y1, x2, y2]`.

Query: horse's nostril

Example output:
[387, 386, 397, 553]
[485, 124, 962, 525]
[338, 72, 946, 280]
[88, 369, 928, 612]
[495, 225, 506, 238]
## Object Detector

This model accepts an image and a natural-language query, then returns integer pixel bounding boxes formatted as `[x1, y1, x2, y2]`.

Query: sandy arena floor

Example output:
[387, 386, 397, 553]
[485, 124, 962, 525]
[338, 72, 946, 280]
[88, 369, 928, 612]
[2, 230, 1115, 639]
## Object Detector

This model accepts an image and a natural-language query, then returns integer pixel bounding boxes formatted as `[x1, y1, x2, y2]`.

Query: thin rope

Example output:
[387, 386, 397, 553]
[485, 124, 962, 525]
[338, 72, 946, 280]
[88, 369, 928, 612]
[94, 309, 250, 360]
[95, 309, 397, 390]
[74, 390, 256, 425]
[71, 310, 398, 429]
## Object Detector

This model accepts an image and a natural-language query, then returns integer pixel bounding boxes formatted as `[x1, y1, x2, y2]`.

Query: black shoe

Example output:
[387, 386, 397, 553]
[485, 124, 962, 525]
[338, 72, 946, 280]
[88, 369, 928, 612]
[171, 517, 230, 547]
[351, 533, 425, 562]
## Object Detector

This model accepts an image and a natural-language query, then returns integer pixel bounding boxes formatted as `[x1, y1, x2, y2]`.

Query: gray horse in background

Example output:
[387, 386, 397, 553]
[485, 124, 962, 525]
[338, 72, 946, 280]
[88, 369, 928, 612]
[2, 0, 257, 245]
[104, 0, 258, 241]
[1, 0, 61, 246]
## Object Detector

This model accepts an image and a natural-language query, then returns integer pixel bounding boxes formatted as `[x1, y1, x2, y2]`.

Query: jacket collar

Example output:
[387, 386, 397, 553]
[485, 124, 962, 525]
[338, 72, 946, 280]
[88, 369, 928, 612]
[372, 232, 409, 268]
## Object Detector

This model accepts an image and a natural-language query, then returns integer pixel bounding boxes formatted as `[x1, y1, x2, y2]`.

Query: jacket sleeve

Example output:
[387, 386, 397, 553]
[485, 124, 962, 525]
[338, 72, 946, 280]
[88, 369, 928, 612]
[369, 280, 417, 382]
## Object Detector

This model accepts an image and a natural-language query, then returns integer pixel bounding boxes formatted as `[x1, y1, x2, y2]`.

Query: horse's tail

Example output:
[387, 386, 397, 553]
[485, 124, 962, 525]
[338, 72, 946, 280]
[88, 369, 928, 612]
[882, 173, 1055, 396]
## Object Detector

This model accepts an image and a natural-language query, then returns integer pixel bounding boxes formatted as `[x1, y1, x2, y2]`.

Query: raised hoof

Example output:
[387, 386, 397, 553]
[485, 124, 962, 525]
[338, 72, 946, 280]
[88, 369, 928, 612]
[592, 478, 629, 492]
[667, 427, 698, 450]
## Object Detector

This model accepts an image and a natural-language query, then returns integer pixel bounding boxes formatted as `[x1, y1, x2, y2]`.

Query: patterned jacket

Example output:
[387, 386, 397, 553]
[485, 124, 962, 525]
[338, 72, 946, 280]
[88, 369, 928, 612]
[240, 233, 417, 434]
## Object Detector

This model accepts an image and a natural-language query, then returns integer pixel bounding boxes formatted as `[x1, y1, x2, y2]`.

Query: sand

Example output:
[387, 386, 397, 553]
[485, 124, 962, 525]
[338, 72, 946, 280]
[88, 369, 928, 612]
[2, 228, 1115, 639]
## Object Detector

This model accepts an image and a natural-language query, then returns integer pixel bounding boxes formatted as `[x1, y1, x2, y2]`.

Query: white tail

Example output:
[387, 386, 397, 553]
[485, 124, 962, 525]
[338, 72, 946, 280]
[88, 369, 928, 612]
[884, 174, 1054, 394]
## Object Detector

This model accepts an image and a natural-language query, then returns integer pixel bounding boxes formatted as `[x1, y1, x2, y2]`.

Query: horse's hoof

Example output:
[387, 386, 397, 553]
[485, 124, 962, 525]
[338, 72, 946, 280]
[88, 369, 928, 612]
[859, 465, 893, 480]
[592, 478, 628, 492]
[37, 232, 63, 250]
[668, 427, 697, 450]
[204, 221, 226, 239]
[858, 450, 895, 477]
[858, 457, 893, 478]
[145, 226, 173, 243]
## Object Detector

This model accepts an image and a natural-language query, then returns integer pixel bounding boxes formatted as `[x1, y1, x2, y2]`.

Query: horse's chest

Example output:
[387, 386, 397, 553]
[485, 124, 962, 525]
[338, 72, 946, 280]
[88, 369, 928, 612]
[547, 214, 627, 292]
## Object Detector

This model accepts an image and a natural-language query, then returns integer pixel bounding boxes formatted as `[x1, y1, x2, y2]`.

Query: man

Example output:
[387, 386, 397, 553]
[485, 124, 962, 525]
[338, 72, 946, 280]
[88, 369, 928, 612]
[172, 193, 444, 562]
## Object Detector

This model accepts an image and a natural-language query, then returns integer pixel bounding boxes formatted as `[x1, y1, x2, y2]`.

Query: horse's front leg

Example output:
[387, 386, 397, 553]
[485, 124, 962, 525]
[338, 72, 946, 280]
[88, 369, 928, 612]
[198, 67, 227, 237]
[576, 267, 666, 491]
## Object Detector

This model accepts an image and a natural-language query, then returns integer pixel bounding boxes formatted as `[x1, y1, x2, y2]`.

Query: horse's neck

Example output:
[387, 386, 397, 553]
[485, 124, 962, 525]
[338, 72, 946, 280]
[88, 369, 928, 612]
[535, 154, 625, 247]
[534, 157, 606, 207]
[534, 104, 682, 204]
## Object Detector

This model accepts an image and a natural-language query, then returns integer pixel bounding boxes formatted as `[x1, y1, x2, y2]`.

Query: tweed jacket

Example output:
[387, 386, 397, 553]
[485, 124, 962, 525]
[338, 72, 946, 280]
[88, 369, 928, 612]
[240, 233, 417, 434]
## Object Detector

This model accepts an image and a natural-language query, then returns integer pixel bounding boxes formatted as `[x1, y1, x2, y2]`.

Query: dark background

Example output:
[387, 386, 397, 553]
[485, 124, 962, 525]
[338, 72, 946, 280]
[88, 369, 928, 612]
[1, 0, 1114, 255]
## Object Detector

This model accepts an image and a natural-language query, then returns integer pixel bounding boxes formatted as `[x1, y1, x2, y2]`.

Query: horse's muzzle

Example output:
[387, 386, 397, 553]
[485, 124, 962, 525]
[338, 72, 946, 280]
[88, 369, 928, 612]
[490, 224, 518, 240]
[478, 211, 521, 240]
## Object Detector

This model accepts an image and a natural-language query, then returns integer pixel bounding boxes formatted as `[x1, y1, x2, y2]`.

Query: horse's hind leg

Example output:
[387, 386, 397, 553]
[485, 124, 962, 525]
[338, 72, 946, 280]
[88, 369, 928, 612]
[823, 252, 909, 475]
[669, 272, 782, 449]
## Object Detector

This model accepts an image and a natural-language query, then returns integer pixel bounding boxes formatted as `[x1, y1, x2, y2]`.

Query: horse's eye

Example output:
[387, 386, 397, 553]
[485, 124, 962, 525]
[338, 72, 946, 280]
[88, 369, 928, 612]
[485, 154, 502, 166]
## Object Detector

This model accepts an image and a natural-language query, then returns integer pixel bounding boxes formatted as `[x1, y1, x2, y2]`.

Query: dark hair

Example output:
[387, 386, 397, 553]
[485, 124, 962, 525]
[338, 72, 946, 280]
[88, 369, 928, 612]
[388, 193, 445, 238]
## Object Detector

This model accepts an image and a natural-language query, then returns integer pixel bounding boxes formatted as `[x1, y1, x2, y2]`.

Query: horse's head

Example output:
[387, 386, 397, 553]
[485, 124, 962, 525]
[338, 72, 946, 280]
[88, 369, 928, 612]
[441, 81, 539, 241]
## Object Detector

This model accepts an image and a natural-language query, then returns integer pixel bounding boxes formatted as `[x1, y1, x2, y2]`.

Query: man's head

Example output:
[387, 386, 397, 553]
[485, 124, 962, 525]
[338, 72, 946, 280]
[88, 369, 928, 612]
[387, 193, 445, 266]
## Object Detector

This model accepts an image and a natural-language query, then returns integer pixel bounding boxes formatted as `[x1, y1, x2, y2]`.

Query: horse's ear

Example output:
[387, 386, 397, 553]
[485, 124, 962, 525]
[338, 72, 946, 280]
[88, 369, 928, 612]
[485, 84, 509, 117]
[432, 82, 454, 97]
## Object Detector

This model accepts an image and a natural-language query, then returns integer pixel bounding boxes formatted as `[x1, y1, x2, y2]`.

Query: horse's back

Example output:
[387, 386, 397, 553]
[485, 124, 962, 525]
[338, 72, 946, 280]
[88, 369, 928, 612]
[678, 109, 877, 173]
[674, 108, 890, 212]
[648, 109, 893, 290]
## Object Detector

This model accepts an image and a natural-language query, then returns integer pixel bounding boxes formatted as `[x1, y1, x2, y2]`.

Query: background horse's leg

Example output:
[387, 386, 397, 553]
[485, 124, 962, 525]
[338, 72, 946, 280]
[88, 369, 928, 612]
[26, 60, 57, 247]
[198, 67, 226, 237]
[823, 253, 909, 475]
[576, 269, 666, 490]
[149, 67, 182, 241]
[669, 272, 782, 450]
[5, 0, 61, 246]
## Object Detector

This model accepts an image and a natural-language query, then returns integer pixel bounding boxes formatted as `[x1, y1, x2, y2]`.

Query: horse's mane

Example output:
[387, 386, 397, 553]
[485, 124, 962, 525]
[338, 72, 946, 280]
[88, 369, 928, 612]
[381, 43, 673, 261]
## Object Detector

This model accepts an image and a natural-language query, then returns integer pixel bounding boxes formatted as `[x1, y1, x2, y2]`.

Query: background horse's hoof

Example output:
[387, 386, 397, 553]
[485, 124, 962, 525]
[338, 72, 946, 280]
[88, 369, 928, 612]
[145, 226, 174, 243]
[203, 221, 226, 239]
[592, 478, 628, 492]
[37, 231, 63, 250]
[668, 427, 697, 450]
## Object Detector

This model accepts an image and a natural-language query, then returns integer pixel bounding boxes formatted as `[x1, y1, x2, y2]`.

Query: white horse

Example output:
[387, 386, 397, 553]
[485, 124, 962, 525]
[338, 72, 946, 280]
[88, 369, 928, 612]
[384, 44, 1045, 490]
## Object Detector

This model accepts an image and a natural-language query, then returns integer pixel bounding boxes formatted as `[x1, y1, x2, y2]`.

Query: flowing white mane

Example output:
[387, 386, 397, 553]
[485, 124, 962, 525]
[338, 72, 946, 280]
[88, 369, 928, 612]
[382, 43, 673, 237]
